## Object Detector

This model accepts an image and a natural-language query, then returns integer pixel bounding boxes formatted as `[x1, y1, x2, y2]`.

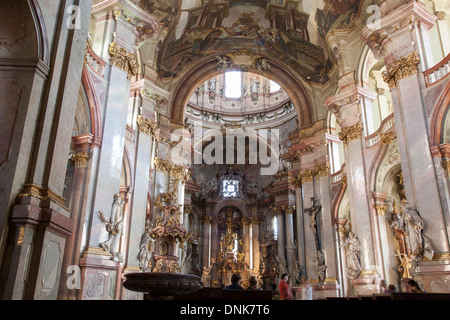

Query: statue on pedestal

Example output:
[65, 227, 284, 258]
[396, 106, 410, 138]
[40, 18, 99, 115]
[99, 193, 125, 262]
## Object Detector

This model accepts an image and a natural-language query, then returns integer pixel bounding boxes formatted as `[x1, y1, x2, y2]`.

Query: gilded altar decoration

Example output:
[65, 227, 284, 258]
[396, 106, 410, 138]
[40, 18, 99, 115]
[338, 122, 363, 145]
[313, 250, 327, 286]
[216, 48, 271, 73]
[136, 115, 159, 139]
[382, 51, 420, 88]
[70, 151, 90, 169]
[108, 41, 139, 79]
[395, 250, 412, 278]
[147, 179, 192, 273]
[216, 217, 246, 281]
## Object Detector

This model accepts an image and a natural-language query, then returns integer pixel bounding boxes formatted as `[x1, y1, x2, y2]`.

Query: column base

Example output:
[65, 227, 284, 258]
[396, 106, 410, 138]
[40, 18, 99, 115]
[78, 249, 120, 300]
[351, 272, 383, 295]
[297, 278, 341, 299]
[412, 254, 450, 293]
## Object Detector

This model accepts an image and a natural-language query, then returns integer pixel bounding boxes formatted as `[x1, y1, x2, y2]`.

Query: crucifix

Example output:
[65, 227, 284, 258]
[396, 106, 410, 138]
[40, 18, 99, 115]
[304, 197, 322, 251]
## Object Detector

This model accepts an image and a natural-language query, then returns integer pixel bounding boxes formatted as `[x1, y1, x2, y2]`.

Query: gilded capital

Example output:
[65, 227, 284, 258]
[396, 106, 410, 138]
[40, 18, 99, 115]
[283, 205, 296, 215]
[382, 51, 420, 89]
[299, 168, 315, 183]
[108, 42, 139, 80]
[153, 157, 190, 183]
[315, 162, 330, 177]
[339, 122, 364, 145]
[71, 151, 90, 169]
[137, 115, 159, 138]
[375, 203, 387, 216]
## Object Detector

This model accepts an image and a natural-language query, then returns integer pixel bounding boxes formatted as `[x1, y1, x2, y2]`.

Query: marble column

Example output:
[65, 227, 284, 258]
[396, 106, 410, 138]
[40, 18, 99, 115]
[201, 215, 211, 269]
[325, 85, 381, 294]
[293, 182, 306, 272]
[274, 207, 285, 268]
[362, 1, 450, 282]
[372, 192, 398, 286]
[242, 218, 251, 276]
[250, 216, 261, 273]
[283, 205, 296, 283]
[335, 219, 349, 296]
[210, 217, 219, 281]
[58, 135, 94, 299]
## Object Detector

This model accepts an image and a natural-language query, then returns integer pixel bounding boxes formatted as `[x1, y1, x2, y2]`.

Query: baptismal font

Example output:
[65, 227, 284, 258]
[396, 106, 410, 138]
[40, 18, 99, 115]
[123, 177, 202, 299]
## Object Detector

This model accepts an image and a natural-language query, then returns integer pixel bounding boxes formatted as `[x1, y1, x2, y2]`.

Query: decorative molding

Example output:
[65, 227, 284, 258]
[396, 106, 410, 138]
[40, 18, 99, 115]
[339, 122, 364, 145]
[382, 52, 420, 89]
[381, 131, 397, 145]
[17, 184, 67, 210]
[215, 48, 271, 73]
[108, 41, 139, 79]
[141, 89, 168, 108]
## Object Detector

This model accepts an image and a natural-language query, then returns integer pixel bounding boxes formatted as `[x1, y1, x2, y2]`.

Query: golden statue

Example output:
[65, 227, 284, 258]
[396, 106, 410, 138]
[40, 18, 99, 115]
[395, 250, 412, 279]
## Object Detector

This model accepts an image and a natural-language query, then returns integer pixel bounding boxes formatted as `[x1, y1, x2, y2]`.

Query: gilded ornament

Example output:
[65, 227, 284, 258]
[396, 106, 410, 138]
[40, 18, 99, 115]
[108, 42, 139, 80]
[216, 48, 271, 73]
[137, 115, 159, 138]
[315, 162, 330, 177]
[382, 51, 420, 88]
[338, 122, 363, 145]
[381, 131, 396, 145]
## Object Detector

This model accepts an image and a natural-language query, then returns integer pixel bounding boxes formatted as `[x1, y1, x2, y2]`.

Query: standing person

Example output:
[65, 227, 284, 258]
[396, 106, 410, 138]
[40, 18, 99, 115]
[279, 274, 293, 300]
[297, 277, 313, 300]
[224, 274, 244, 290]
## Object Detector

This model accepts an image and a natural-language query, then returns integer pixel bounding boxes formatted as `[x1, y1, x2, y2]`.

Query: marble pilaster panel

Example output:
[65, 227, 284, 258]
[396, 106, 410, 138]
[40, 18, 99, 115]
[126, 117, 154, 268]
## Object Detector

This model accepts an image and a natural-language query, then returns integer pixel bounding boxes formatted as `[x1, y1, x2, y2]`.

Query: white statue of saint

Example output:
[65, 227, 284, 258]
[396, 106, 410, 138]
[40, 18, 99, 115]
[100, 193, 125, 262]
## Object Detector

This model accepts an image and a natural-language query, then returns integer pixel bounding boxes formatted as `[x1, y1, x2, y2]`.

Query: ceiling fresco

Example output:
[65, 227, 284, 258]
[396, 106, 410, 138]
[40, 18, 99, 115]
[137, 0, 363, 84]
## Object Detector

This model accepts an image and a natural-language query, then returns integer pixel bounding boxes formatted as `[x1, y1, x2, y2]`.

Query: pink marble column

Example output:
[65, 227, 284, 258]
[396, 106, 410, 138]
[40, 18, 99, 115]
[58, 134, 94, 299]
[325, 85, 382, 294]
[201, 215, 211, 269]
[362, 2, 450, 288]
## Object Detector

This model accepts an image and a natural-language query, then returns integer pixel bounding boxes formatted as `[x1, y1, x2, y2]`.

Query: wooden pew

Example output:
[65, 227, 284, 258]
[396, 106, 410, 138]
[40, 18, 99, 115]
[172, 287, 273, 300]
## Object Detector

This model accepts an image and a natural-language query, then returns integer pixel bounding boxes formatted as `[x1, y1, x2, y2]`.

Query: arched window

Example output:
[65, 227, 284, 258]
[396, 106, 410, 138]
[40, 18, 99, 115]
[271, 216, 278, 240]
[269, 80, 281, 92]
[225, 71, 242, 98]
